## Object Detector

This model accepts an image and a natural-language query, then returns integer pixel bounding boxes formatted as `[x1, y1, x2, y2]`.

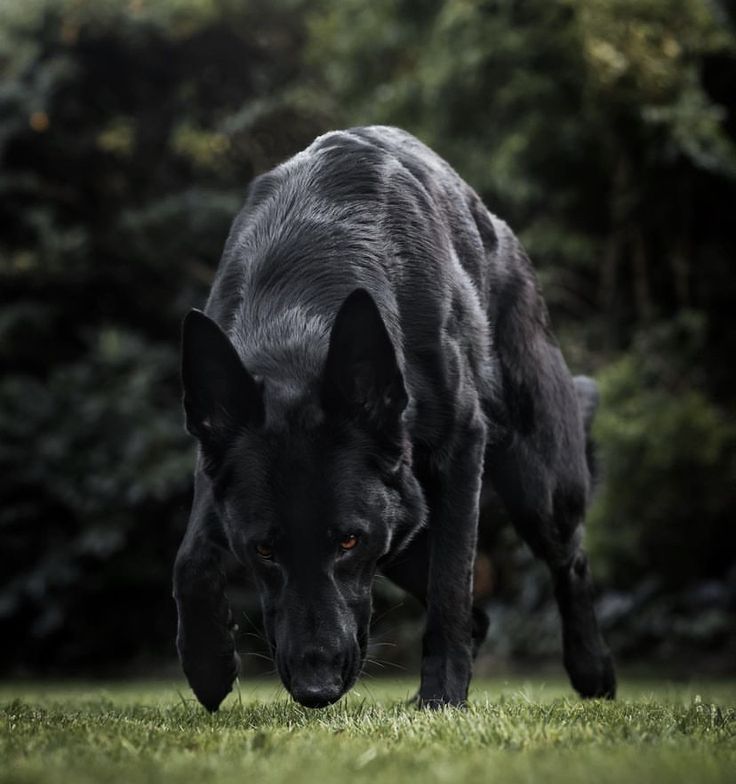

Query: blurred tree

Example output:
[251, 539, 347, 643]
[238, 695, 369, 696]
[307, 0, 736, 582]
[1, 0, 735, 672]
[308, 0, 736, 352]
[589, 312, 736, 587]
[0, 0, 327, 671]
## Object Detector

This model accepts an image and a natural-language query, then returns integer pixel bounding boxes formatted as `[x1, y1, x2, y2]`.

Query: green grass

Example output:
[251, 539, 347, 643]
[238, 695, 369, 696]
[2, 678, 735, 784]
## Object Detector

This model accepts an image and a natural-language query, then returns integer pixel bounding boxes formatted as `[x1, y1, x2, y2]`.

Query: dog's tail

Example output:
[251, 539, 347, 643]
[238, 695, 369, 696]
[574, 375, 600, 489]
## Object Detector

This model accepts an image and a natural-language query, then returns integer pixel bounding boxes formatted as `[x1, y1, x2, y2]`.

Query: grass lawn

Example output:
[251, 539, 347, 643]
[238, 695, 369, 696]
[1, 677, 735, 784]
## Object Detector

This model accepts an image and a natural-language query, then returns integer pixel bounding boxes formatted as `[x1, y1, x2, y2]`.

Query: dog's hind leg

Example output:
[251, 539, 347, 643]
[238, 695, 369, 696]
[485, 369, 615, 700]
[173, 467, 240, 712]
[488, 444, 615, 698]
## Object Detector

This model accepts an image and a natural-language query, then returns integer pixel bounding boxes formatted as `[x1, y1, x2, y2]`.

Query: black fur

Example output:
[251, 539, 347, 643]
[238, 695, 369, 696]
[174, 126, 615, 711]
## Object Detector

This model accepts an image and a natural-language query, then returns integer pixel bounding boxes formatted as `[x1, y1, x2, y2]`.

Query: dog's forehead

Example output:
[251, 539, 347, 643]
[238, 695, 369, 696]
[261, 376, 325, 432]
[229, 422, 380, 534]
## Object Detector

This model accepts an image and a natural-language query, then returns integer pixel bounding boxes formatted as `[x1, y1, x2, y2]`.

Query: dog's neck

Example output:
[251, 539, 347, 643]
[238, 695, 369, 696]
[231, 304, 328, 376]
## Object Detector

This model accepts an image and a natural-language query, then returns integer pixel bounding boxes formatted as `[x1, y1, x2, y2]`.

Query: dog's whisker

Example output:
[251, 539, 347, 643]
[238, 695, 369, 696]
[240, 631, 271, 644]
[369, 601, 405, 629]
[240, 651, 274, 664]
[240, 611, 270, 644]
[364, 656, 407, 672]
[368, 621, 406, 640]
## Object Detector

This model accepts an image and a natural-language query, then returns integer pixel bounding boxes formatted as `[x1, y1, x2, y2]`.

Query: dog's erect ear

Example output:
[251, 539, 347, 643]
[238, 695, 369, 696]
[322, 289, 407, 428]
[181, 310, 262, 458]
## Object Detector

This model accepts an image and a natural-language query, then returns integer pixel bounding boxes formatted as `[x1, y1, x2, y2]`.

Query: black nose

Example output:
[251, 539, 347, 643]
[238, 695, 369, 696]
[290, 679, 343, 709]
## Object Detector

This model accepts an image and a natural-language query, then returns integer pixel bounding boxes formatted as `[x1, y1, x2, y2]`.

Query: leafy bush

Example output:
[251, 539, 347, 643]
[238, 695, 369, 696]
[588, 314, 736, 588]
[1, 0, 735, 672]
[0, 0, 325, 671]
[0, 330, 192, 670]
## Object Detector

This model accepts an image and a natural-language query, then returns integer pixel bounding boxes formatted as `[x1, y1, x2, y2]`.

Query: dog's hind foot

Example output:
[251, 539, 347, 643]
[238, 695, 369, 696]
[565, 650, 616, 700]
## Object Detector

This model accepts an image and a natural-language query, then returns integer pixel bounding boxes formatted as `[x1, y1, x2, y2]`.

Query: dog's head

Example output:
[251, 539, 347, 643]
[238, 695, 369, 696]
[181, 289, 426, 708]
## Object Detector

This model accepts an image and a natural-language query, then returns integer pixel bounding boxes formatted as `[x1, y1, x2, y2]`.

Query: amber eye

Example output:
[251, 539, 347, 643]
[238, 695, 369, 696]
[255, 544, 273, 559]
[339, 534, 359, 552]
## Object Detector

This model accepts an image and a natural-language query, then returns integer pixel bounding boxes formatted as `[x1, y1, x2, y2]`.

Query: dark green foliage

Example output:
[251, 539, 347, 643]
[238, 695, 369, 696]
[309, 0, 736, 349]
[0, 330, 191, 669]
[0, 0, 326, 671]
[588, 314, 736, 587]
[1, 0, 735, 671]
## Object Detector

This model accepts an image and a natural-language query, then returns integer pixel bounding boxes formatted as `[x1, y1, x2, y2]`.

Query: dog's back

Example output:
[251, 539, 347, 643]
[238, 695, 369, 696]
[204, 126, 580, 464]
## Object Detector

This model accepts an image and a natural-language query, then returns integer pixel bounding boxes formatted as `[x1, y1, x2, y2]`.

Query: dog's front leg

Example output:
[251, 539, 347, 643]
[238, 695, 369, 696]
[419, 415, 486, 708]
[173, 470, 239, 712]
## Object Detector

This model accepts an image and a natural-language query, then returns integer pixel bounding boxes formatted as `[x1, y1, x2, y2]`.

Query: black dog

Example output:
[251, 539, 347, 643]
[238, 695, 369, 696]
[174, 126, 616, 711]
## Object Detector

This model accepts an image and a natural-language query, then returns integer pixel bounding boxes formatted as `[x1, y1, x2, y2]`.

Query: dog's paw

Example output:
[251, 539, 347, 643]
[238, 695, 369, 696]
[417, 678, 468, 709]
[417, 693, 468, 710]
[404, 690, 467, 709]
[185, 651, 241, 713]
[418, 649, 471, 709]
[566, 651, 616, 700]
